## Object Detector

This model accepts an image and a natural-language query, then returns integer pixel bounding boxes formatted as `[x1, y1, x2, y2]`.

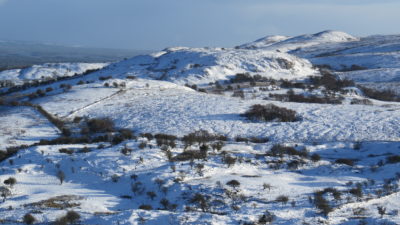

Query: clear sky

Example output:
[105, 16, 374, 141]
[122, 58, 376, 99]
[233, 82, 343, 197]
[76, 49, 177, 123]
[0, 0, 399, 50]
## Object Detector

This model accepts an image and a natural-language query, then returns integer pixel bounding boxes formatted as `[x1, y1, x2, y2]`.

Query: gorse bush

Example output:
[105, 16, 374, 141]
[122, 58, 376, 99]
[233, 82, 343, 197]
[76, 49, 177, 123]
[242, 104, 298, 122]
[87, 118, 115, 133]
[23, 213, 36, 224]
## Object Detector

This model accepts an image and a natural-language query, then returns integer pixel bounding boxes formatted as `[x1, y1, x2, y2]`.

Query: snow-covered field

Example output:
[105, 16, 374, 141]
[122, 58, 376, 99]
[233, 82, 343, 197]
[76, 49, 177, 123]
[0, 63, 107, 85]
[1, 31, 400, 224]
[0, 106, 59, 149]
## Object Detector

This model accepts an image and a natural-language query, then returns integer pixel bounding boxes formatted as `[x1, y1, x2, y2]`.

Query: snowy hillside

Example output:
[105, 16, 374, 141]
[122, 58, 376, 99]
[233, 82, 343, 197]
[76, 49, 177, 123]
[0, 63, 108, 85]
[1, 31, 400, 224]
[88, 48, 317, 86]
[239, 30, 358, 52]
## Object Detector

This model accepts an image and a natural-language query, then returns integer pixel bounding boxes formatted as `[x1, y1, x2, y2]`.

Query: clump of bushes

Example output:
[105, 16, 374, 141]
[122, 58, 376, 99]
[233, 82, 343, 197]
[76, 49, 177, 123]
[139, 204, 153, 210]
[55, 210, 80, 225]
[313, 191, 333, 216]
[350, 98, 373, 105]
[182, 130, 227, 147]
[242, 104, 298, 122]
[386, 155, 400, 164]
[4, 177, 17, 187]
[309, 71, 354, 92]
[59, 148, 74, 155]
[23, 213, 36, 224]
[87, 118, 114, 133]
[335, 158, 354, 166]
[270, 89, 343, 104]
[358, 86, 399, 102]
[268, 144, 308, 158]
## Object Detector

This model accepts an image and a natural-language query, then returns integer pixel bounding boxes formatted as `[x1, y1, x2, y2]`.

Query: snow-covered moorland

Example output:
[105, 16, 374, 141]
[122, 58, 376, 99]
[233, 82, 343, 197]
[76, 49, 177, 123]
[0, 31, 400, 224]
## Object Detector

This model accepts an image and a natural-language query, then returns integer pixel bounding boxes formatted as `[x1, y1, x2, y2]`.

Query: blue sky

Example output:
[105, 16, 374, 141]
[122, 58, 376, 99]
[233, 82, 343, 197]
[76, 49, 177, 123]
[0, 0, 399, 50]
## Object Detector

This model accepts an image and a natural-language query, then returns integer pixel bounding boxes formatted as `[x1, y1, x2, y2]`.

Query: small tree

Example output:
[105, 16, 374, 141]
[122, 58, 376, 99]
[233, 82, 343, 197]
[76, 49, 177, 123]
[0, 186, 11, 202]
[23, 213, 36, 224]
[146, 191, 157, 200]
[160, 198, 170, 209]
[4, 177, 17, 187]
[226, 180, 241, 189]
[275, 195, 289, 205]
[377, 206, 386, 218]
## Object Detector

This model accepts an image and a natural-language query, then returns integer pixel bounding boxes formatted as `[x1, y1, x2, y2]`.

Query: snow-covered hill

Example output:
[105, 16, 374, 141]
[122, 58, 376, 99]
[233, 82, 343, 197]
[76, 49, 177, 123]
[0, 62, 107, 85]
[88, 48, 317, 86]
[1, 31, 400, 225]
[240, 30, 358, 52]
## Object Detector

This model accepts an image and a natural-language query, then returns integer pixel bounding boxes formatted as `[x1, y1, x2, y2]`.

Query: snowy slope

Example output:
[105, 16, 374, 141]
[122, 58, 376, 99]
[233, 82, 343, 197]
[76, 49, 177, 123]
[32, 79, 400, 143]
[239, 30, 358, 52]
[1, 30, 400, 225]
[0, 63, 108, 85]
[88, 48, 317, 86]
[0, 106, 59, 149]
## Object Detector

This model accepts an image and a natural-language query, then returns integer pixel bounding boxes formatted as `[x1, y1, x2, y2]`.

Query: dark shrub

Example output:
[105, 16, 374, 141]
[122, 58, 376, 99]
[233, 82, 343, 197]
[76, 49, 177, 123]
[173, 150, 206, 161]
[358, 86, 399, 102]
[59, 148, 74, 155]
[226, 180, 240, 189]
[249, 137, 269, 143]
[269, 144, 308, 158]
[349, 185, 363, 198]
[242, 104, 298, 122]
[224, 155, 237, 167]
[311, 153, 321, 162]
[386, 155, 400, 164]
[335, 158, 354, 166]
[45, 87, 53, 92]
[55, 211, 80, 225]
[350, 98, 373, 105]
[126, 75, 137, 79]
[314, 192, 332, 216]
[23, 213, 36, 224]
[310, 71, 354, 91]
[139, 204, 153, 210]
[275, 195, 289, 204]
[87, 118, 114, 133]
[258, 210, 275, 224]
[4, 177, 16, 187]
[190, 193, 209, 212]
[99, 76, 112, 81]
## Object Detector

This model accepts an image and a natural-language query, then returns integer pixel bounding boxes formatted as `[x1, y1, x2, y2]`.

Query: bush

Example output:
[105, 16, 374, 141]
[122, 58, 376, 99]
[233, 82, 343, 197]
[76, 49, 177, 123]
[258, 210, 275, 224]
[173, 150, 206, 161]
[310, 71, 354, 91]
[4, 177, 16, 187]
[269, 144, 308, 158]
[350, 98, 373, 105]
[242, 104, 298, 122]
[311, 153, 321, 162]
[87, 118, 114, 133]
[226, 180, 241, 189]
[55, 210, 80, 225]
[139, 204, 153, 210]
[359, 86, 399, 102]
[59, 148, 74, 155]
[386, 155, 400, 164]
[23, 213, 36, 224]
[314, 192, 332, 216]
[335, 158, 354, 166]
[182, 130, 222, 146]
[275, 195, 289, 205]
